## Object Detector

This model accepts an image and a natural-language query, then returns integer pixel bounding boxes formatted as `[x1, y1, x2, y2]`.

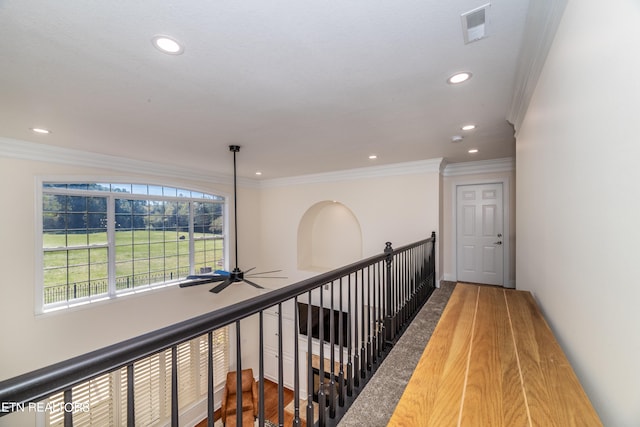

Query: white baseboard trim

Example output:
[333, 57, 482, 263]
[442, 273, 456, 282]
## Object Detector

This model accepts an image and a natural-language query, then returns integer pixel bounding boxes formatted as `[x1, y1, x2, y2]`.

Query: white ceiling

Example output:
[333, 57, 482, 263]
[0, 0, 532, 179]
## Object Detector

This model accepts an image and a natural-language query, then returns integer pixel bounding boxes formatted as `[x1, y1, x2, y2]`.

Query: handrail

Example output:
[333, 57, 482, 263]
[0, 233, 436, 423]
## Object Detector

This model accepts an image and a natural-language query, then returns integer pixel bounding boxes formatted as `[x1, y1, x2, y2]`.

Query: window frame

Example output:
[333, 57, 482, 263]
[36, 177, 229, 314]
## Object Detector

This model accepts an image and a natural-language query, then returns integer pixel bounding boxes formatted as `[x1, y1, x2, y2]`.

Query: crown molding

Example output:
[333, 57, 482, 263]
[506, 0, 568, 134]
[2, 137, 510, 186]
[0, 137, 265, 187]
[442, 157, 514, 177]
[259, 158, 445, 188]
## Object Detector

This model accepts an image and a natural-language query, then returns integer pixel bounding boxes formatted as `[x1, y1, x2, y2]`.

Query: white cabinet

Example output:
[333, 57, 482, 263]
[262, 306, 296, 389]
[264, 349, 294, 387]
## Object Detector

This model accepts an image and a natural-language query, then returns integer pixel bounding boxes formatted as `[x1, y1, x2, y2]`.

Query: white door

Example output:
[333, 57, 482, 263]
[456, 183, 504, 285]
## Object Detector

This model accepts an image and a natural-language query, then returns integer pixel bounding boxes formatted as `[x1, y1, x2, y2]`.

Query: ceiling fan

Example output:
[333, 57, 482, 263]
[179, 145, 284, 293]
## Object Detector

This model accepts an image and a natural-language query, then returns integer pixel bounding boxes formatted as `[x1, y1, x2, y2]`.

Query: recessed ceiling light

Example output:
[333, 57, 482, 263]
[447, 72, 472, 84]
[451, 135, 464, 143]
[461, 124, 476, 131]
[369, 155, 378, 160]
[31, 127, 51, 134]
[468, 149, 479, 154]
[152, 35, 184, 55]
[255, 171, 262, 176]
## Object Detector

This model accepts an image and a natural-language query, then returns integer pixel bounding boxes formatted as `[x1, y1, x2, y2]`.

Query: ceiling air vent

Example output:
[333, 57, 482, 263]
[461, 3, 490, 44]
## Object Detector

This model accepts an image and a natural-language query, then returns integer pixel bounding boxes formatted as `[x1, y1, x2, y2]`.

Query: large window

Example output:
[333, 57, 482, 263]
[41, 182, 225, 311]
[45, 328, 229, 426]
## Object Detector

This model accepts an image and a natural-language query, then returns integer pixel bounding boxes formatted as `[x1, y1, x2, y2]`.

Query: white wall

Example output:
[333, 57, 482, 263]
[516, 0, 640, 425]
[0, 156, 262, 380]
[257, 166, 442, 286]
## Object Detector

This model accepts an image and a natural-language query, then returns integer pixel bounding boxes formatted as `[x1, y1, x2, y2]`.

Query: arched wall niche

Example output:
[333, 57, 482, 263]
[297, 201, 362, 271]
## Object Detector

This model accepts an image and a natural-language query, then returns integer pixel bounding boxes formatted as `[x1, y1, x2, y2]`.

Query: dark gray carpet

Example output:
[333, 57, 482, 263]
[338, 281, 455, 427]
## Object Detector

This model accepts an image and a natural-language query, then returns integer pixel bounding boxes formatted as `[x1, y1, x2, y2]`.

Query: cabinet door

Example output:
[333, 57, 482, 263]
[263, 349, 294, 388]
[264, 312, 295, 354]
[264, 349, 278, 382]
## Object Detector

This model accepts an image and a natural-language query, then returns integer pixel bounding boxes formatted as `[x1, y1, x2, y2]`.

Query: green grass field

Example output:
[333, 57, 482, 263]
[43, 231, 225, 296]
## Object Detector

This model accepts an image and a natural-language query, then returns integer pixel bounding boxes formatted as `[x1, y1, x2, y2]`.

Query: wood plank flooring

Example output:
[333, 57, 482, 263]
[195, 379, 302, 427]
[388, 283, 602, 427]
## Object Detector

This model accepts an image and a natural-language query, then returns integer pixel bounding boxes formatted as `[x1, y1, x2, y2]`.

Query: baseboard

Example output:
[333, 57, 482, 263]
[442, 273, 456, 282]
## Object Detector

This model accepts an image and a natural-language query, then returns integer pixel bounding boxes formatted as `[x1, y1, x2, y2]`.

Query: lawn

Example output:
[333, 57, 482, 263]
[43, 231, 225, 302]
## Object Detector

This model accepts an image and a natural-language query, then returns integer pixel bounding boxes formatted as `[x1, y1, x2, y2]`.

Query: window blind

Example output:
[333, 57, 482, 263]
[46, 327, 229, 426]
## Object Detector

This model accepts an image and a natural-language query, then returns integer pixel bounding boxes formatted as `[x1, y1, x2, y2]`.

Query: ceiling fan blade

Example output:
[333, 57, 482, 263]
[186, 274, 227, 282]
[242, 278, 264, 289]
[243, 267, 257, 274]
[179, 275, 226, 288]
[247, 276, 288, 279]
[209, 278, 234, 294]
[246, 269, 282, 276]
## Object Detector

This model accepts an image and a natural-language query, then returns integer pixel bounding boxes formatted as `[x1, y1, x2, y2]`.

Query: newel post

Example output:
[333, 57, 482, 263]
[384, 242, 396, 343]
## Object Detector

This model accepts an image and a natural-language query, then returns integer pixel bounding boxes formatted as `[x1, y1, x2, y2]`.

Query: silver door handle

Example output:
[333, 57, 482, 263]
[494, 241, 502, 245]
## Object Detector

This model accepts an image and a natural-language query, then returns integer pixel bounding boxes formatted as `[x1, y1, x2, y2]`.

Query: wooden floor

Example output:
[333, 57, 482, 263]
[388, 283, 602, 427]
[195, 379, 302, 427]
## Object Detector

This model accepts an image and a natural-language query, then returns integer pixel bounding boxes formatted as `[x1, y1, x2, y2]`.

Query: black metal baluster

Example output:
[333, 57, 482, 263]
[432, 231, 436, 292]
[396, 251, 401, 335]
[410, 249, 415, 317]
[293, 297, 301, 427]
[277, 303, 284, 427]
[409, 248, 414, 318]
[235, 320, 243, 427]
[369, 264, 376, 358]
[415, 246, 420, 309]
[259, 314, 265, 427]
[318, 287, 326, 426]
[352, 272, 359, 388]
[306, 290, 314, 425]
[377, 261, 384, 358]
[329, 280, 336, 418]
[402, 250, 408, 327]
[63, 388, 72, 427]
[415, 244, 421, 304]
[423, 242, 428, 300]
[408, 250, 412, 321]
[206, 332, 214, 427]
[384, 242, 394, 343]
[359, 268, 366, 379]
[371, 264, 380, 365]
[346, 274, 354, 395]
[171, 345, 178, 427]
[338, 277, 345, 406]
[127, 363, 135, 427]
[366, 266, 372, 371]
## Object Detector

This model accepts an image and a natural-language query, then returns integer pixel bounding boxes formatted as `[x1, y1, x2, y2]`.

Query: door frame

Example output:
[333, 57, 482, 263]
[451, 177, 513, 288]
